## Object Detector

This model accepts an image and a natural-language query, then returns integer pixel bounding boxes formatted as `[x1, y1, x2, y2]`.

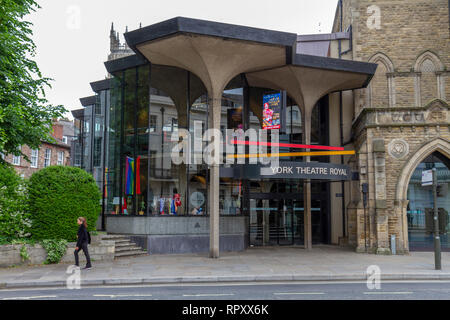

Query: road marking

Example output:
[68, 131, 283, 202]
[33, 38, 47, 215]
[183, 293, 234, 297]
[3, 295, 57, 300]
[93, 294, 153, 298]
[363, 292, 413, 295]
[274, 292, 325, 295]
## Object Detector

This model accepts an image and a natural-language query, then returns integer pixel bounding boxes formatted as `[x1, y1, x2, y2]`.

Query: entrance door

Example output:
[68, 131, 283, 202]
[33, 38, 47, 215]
[249, 194, 304, 246]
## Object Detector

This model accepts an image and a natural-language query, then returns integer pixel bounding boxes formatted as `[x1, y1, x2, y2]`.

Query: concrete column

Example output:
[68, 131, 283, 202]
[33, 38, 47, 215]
[303, 108, 312, 250]
[261, 182, 273, 246]
[208, 96, 221, 258]
[304, 180, 312, 250]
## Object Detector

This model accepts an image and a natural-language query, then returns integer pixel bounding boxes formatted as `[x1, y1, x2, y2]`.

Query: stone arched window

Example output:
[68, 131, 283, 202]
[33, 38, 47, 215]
[413, 51, 445, 106]
[368, 53, 395, 108]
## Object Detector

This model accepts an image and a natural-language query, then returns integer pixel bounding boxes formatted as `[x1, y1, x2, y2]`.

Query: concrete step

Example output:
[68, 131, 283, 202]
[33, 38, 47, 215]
[101, 235, 130, 241]
[114, 250, 148, 258]
[101, 234, 147, 258]
[115, 246, 143, 253]
[115, 242, 136, 248]
[110, 239, 133, 244]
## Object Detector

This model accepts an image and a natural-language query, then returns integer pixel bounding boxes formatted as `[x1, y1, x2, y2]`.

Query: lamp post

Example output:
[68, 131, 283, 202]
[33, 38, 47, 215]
[432, 168, 442, 270]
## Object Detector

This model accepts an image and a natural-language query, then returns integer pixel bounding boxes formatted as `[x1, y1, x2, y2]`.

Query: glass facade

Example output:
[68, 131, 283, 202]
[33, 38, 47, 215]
[101, 63, 336, 244]
[407, 152, 450, 251]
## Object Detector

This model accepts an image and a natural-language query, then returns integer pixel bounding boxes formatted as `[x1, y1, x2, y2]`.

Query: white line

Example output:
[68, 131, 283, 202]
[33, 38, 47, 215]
[182, 293, 235, 297]
[93, 294, 153, 298]
[3, 295, 57, 300]
[274, 292, 325, 295]
[363, 292, 413, 295]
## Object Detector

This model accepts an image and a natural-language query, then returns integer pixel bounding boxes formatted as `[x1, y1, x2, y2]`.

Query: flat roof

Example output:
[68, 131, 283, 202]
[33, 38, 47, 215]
[124, 16, 297, 51]
[90, 79, 112, 92]
[104, 54, 148, 74]
[102, 17, 377, 90]
[79, 96, 96, 107]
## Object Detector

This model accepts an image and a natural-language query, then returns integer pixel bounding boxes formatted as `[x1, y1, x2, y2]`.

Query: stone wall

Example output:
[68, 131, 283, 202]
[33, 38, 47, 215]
[331, 0, 450, 254]
[0, 237, 115, 268]
[106, 216, 248, 254]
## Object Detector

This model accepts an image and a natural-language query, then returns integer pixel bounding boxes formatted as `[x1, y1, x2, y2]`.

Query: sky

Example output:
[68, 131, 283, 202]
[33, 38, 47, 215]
[28, 0, 339, 119]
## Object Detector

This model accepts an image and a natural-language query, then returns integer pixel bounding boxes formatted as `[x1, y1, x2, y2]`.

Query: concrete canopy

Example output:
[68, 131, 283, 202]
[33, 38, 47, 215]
[124, 17, 296, 97]
[246, 54, 377, 115]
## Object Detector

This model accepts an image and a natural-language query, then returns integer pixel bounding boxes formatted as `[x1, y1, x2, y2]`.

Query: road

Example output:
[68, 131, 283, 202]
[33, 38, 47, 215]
[0, 281, 449, 300]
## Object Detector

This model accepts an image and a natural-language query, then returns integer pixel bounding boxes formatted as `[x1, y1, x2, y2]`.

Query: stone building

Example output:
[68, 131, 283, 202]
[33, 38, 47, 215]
[1, 120, 72, 178]
[108, 23, 134, 62]
[327, 0, 450, 254]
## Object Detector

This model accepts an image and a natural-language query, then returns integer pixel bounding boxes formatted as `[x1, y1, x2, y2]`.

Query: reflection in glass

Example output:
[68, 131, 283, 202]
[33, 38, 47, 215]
[407, 152, 450, 250]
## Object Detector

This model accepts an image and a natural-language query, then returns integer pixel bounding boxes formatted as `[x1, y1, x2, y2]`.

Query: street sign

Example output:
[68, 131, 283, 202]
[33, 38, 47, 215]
[422, 169, 433, 186]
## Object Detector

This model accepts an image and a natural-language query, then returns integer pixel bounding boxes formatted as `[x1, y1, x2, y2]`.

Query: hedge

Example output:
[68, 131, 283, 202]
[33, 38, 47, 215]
[28, 166, 100, 241]
[0, 162, 31, 240]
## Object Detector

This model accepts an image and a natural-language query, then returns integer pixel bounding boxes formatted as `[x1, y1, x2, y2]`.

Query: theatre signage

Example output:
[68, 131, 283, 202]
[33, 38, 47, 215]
[221, 161, 352, 181]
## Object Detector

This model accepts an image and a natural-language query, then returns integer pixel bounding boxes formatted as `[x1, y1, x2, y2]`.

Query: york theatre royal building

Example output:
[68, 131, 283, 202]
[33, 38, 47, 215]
[73, 0, 450, 257]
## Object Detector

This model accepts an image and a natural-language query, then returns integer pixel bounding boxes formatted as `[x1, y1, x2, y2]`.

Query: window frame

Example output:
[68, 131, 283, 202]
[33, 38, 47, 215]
[44, 148, 52, 167]
[30, 149, 39, 168]
[57, 151, 64, 166]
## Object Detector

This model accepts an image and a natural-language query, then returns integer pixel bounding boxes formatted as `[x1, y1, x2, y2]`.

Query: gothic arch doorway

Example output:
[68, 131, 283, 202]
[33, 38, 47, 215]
[395, 138, 450, 252]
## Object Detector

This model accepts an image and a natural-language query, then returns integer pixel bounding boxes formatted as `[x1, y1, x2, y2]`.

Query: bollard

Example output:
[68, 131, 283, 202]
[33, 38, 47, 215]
[390, 234, 396, 255]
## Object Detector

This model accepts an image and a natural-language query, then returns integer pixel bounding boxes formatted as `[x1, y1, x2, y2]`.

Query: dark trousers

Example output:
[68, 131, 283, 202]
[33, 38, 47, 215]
[74, 242, 92, 267]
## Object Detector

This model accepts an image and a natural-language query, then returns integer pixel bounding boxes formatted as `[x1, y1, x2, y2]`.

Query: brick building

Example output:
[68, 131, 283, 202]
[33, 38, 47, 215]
[1, 120, 72, 178]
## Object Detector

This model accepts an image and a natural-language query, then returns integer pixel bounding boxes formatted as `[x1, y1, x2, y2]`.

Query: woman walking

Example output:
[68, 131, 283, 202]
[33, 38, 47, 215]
[74, 217, 92, 270]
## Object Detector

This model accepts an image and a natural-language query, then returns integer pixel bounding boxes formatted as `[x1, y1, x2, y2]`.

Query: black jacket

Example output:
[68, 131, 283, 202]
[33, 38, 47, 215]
[76, 224, 88, 247]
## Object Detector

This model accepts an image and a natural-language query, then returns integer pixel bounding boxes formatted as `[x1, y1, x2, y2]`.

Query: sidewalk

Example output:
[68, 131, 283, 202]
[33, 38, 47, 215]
[1, 245, 450, 289]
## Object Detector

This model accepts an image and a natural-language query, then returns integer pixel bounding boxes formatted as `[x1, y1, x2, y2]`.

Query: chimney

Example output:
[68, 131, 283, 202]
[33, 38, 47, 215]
[52, 122, 64, 141]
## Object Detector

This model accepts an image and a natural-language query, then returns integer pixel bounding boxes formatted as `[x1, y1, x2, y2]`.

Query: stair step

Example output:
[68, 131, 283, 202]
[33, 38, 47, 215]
[115, 250, 148, 258]
[115, 242, 136, 248]
[102, 234, 130, 239]
[115, 246, 143, 253]
[101, 234, 147, 258]
[111, 239, 132, 244]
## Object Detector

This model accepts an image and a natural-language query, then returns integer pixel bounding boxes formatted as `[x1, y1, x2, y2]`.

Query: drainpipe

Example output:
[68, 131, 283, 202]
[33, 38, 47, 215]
[338, 0, 347, 239]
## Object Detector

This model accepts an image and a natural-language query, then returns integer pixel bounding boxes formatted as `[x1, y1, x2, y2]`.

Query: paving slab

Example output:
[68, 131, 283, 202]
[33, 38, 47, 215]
[0, 246, 449, 289]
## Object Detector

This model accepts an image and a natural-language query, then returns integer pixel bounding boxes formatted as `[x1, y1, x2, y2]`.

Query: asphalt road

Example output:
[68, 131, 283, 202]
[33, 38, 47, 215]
[0, 281, 449, 300]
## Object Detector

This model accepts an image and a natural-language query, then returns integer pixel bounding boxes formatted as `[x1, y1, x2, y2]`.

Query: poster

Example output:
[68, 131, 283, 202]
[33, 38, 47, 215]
[262, 93, 281, 130]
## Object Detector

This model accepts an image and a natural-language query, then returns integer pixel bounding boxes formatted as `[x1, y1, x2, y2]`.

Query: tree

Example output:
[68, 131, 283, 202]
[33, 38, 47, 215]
[0, 0, 66, 159]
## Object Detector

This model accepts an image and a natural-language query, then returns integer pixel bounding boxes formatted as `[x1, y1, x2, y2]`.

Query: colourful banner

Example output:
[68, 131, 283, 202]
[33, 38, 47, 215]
[136, 156, 141, 195]
[262, 93, 281, 130]
[125, 156, 134, 195]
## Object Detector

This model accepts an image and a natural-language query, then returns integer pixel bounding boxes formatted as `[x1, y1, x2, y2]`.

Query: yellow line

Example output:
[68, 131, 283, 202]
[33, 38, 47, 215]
[227, 151, 356, 159]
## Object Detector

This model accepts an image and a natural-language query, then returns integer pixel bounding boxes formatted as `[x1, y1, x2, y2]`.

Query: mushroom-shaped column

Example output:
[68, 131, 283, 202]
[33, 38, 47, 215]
[247, 54, 377, 249]
[125, 17, 296, 258]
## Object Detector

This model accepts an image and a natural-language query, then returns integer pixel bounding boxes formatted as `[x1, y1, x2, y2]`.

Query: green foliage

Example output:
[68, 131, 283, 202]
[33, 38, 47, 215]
[40, 239, 67, 264]
[0, 163, 32, 241]
[19, 245, 30, 262]
[0, 0, 66, 158]
[28, 166, 100, 241]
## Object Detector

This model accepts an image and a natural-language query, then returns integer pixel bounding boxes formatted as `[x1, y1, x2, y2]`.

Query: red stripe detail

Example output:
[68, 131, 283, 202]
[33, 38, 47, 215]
[230, 139, 345, 151]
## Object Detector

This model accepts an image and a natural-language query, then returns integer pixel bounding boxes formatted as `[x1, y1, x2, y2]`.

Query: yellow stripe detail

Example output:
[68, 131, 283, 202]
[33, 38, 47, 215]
[227, 151, 356, 159]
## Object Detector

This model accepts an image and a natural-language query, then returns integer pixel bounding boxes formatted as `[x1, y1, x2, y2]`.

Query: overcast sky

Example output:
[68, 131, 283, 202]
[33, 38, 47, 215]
[28, 0, 339, 119]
